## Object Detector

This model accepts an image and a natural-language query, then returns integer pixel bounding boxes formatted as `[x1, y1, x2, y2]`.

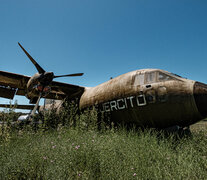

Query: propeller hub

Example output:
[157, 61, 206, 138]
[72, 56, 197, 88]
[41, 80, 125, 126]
[38, 72, 54, 86]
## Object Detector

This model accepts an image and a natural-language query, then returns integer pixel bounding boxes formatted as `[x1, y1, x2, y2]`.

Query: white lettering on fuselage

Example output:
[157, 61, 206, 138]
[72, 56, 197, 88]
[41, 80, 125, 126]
[100, 95, 146, 113]
[117, 99, 125, 109]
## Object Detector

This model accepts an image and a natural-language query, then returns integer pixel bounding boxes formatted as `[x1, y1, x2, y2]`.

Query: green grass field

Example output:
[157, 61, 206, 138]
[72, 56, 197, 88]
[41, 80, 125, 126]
[1, 109, 207, 179]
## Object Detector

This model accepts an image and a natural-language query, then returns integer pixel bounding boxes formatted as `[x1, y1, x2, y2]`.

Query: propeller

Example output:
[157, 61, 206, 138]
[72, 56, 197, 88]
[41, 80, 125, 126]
[54, 73, 84, 78]
[18, 42, 45, 74]
[18, 42, 84, 116]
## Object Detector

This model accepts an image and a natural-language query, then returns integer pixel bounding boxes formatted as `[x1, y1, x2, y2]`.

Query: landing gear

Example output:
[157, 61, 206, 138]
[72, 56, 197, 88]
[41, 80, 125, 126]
[163, 125, 191, 137]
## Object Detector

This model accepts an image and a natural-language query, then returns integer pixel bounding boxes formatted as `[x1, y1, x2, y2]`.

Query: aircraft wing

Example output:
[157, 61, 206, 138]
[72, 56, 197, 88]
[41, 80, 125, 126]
[46, 81, 85, 100]
[0, 71, 85, 100]
[0, 104, 36, 110]
[0, 71, 29, 99]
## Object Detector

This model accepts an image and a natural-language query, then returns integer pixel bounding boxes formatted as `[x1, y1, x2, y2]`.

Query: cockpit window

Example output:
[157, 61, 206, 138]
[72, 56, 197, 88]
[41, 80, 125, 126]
[170, 73, 185, 79]
[134, 71, 177, 86]
[158, 72, 173, 81]
[134, 73, 145, 85]
[146, 72, 156, 83]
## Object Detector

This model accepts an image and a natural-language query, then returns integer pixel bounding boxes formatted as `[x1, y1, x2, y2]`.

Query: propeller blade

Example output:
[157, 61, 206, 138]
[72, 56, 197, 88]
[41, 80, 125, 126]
[18, 42, 45, 74]
[54, 73, 84, 78]
[31, 93, 42, 116]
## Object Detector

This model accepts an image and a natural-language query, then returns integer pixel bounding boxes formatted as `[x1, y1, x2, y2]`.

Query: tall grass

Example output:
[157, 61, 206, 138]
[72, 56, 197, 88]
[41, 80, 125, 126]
[0, 105, 207, 179]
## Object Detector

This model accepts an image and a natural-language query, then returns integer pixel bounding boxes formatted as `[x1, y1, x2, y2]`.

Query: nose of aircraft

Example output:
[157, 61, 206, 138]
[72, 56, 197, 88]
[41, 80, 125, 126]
[194, 82, 207, 118]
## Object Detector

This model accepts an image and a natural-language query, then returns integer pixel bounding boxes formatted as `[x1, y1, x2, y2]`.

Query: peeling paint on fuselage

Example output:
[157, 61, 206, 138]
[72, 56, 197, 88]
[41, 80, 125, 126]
[79, 69, 202, 128]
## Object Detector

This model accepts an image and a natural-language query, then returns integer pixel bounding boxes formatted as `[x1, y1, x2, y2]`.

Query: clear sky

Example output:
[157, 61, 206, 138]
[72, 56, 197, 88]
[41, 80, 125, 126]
[1, 0, 207, 111]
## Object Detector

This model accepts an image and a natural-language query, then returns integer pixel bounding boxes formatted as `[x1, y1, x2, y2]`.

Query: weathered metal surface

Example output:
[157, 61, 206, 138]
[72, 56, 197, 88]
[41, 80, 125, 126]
[193, 82, 207, 117]
[80, 70, 137, 108]
[0, 70, 29, 89]
[0, 86, 17, 99]
[80, 69, 203, 128]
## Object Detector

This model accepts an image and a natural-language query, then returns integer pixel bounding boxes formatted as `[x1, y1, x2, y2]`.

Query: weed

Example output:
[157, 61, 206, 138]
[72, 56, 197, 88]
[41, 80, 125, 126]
[1, 106, 207, 179]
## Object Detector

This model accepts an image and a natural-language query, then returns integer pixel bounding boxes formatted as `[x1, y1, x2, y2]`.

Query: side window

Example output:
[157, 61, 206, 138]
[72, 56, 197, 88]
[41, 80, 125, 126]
[134, 74, 145, 86]
[146, 72, 156, 84]
[158, 72, 173, 81]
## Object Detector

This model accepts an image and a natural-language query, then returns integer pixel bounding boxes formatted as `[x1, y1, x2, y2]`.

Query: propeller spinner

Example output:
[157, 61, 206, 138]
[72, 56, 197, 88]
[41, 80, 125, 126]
[18, 42, 84, 115]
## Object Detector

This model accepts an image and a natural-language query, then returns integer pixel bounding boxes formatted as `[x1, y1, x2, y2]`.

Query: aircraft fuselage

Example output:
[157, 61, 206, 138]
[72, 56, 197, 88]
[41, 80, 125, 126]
[79, 69, 207, 128]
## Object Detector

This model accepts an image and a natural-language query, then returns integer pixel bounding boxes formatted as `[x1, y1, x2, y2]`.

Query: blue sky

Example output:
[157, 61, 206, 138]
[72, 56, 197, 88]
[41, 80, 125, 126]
[1, 0, 207, 111]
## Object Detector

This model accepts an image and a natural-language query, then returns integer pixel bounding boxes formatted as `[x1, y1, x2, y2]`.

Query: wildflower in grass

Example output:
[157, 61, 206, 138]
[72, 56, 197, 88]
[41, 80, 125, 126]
[75, 145, 80, 149]
[72, 143, 74, 146]
[52, 145, 56, 149]
[133, 173, 137, 176]
[18, 130, 23, 136]
[43, 156, 47, 160]
[92, 139, 95, 142]
[131, 167, 134, 170]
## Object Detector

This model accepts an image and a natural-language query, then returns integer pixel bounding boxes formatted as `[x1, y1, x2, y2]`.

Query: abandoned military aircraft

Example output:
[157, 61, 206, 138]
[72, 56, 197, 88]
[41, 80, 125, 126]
[0, 42, 207, 130]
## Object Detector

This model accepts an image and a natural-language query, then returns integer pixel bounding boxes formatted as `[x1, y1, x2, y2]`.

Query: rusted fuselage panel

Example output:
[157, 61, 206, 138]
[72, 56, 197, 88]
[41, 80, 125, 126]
[80, 69, 202, 128]
[80, 71, 136, 107]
